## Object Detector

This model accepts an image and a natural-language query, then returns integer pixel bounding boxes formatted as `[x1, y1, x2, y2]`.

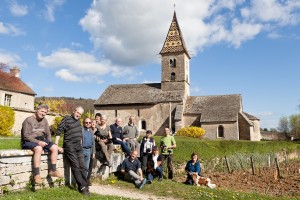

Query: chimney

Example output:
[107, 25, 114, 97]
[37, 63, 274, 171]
[10, 66, 20, 78]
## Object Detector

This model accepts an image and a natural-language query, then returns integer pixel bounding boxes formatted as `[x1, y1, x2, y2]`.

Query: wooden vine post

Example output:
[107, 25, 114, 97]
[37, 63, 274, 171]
[275, 157, 281, 179]
[250, 156, 255, 175]
[225, 156, 232, 174]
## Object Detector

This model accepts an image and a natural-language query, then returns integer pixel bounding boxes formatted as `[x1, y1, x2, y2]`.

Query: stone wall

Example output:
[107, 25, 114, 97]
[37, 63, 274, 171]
[202, 122, 239, 140]
[0, 148, 124, 194]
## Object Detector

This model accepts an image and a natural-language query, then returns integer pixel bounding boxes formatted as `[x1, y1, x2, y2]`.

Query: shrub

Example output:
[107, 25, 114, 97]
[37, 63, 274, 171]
[177, 126, 206, 139]
[50, 116, 63, 135]
[0, 105, 15, 136]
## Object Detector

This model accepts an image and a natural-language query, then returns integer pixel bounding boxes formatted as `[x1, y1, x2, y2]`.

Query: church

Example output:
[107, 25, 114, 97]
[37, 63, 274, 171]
[94, 12, 261, 141]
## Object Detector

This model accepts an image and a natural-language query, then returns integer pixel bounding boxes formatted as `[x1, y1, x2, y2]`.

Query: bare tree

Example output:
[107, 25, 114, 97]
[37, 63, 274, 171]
[289, 114, 300, 139]
[0, 62, 9, 72]
[277, 116, 289, 136]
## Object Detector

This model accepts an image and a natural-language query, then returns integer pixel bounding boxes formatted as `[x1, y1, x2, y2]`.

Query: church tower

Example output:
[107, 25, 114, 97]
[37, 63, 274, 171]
[160, 11, 190, 98]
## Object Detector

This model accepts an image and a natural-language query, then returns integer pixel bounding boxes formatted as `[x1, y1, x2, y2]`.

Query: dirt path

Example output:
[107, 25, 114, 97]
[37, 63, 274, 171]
[89, 184, 174, 200]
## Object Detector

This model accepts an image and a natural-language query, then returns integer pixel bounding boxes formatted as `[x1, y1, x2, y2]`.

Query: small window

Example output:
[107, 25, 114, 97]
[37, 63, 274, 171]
[171, 72, 176, 81]
[218, 125, 224, 138]
[4, 94, 12, 106]
[141, 120, 146, 130]
[169, 58, 176, 68]
[115, 110, 117, 117]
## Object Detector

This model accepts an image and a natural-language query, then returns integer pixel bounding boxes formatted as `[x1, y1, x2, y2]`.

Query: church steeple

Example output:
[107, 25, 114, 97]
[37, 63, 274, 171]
[160, 11, 190, 97]
[160, 11, 190, 58]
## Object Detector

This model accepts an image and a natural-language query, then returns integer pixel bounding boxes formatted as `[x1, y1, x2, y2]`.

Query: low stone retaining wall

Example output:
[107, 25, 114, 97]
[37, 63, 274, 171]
[0, 147, 124, 194]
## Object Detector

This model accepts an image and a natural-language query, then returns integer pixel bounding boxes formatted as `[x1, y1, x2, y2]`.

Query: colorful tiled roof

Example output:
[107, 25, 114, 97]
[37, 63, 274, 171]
[159, 11, 190, 58]
[0, 70, 36, 95]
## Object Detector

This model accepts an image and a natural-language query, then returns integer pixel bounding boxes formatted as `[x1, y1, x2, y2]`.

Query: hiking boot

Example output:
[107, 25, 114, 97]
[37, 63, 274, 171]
[138, 178, 147, 189]
[34, 174, 43, 184]
[49, 170, 64, 178]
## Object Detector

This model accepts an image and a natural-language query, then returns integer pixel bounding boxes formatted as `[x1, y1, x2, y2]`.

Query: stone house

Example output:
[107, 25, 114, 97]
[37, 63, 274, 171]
[94, 12, 261, 141]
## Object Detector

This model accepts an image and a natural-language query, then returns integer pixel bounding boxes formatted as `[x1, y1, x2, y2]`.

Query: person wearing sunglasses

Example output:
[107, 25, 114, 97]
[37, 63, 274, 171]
[82, 117, 95, 184]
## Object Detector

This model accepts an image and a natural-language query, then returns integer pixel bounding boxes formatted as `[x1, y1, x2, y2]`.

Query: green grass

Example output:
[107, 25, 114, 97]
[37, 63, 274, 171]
[103, 175, 295, 200]
[153, 136, 300, 164]
[0, 136, 63, 150]
[0, 186, 129, 200]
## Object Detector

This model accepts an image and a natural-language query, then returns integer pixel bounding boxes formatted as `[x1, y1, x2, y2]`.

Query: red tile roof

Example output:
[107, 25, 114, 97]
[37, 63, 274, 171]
[0, 70, 36, 95]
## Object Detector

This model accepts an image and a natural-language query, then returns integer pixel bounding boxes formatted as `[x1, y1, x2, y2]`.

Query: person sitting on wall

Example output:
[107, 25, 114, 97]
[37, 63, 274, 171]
[120, 150, 147, 189]
[123, 116, 141, 157]
[110, 118, 131, 156]
[21, 104, 63, 184]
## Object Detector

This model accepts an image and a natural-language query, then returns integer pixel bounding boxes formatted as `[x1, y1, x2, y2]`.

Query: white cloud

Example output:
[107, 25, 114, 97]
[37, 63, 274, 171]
[37, 48, 140, 82]
[190, 86, 202, 93]
[44, 0, 65, 22]
[79, 0, 300, 68]
[0, 50, 25, 67]
[0, 21, 24, 36]
[71, 42, 83, 48]
[9, 1, 28, 17]
[142, 80, 160, 84]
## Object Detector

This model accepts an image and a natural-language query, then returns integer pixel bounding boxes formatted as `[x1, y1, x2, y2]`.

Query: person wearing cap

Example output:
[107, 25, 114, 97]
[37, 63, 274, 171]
[146, 146, 163, 183]
[120, 150, 147, 189]
[140, 130, 156, 172]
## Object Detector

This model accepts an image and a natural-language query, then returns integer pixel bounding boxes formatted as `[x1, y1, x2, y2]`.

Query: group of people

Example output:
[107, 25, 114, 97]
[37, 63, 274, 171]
[20, 105, 178, 194]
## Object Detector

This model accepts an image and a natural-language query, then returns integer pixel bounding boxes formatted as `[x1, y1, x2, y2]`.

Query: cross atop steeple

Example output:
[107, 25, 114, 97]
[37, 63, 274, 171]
[159, 11, 190, 58]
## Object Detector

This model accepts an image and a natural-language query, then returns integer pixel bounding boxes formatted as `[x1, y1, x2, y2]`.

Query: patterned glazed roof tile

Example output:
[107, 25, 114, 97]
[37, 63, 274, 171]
[159, 11, 190, 58]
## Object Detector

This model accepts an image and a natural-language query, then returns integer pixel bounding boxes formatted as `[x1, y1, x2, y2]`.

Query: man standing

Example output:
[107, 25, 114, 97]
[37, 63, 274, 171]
[160, 127, 176, 180]
[110, 118, 131, 156]
[123, 116, 140, 157]
[82, 117, 95, 183]
[55, 106, 89, 195]
[120, 150, 147, 189]
[21, 104, 63, 184]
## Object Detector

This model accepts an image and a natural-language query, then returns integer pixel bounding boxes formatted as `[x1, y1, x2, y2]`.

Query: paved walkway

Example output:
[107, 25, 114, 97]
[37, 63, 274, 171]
[89, 184, 174, 200]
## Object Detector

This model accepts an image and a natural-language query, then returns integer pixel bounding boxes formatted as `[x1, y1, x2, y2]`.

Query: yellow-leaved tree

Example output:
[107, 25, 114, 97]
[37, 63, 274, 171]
[0, 105, 15, 136]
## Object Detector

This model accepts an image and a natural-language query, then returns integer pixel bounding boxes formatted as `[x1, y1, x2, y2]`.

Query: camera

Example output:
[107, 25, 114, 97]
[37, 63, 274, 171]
[161, 145, 167, 152]
[146, 148, 151, 153]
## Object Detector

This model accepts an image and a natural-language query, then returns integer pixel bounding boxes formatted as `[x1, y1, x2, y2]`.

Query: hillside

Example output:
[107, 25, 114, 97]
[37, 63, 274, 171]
[35, 96, 96, 113]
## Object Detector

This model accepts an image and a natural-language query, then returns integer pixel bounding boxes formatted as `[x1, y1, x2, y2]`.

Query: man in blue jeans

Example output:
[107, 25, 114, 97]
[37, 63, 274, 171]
[110, 118, 131, 156]
[120, 150, 147, 189]
[146, 146, 163, 183]
[82, 117, 95, 183]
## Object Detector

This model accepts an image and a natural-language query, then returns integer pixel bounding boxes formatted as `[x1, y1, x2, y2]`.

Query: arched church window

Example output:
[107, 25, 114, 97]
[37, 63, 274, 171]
[218, 125, 224, 138]
[141, 120, 146, 130]
[169, 58, 176, 68]
[171, 72, 176, 81]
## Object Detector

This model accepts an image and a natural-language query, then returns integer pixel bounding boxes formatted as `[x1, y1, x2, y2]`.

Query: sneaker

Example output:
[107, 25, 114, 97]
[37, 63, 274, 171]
[138, 178, 147, 189]
[49, 170, 64, 178]
[158, 177, 163, 182]
[80, 187, 90, 195]
[148, 180, 153, 184]
[34, 174, 43, 184]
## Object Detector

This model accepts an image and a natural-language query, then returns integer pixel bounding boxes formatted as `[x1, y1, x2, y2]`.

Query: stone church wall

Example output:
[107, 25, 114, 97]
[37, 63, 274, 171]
[95, 102, 180, 136]
[202, 122, 239, 140]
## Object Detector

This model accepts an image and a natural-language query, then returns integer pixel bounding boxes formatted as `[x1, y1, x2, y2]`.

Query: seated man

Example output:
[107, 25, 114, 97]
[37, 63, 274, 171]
[120, 150, 147, 189]
[185, 153, 203, 185]
[123, 116, 140, 157]
[110, 118, 131, 156]
[146, 146, 163, 183]
[21, 104, 63, 184]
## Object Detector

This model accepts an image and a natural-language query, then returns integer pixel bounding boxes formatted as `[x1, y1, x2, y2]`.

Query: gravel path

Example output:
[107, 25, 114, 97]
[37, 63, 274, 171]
[89, 184, 174, 200]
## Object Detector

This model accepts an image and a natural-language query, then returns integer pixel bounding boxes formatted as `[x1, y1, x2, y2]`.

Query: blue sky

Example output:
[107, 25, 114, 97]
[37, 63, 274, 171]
[0, 0, 300, 129]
